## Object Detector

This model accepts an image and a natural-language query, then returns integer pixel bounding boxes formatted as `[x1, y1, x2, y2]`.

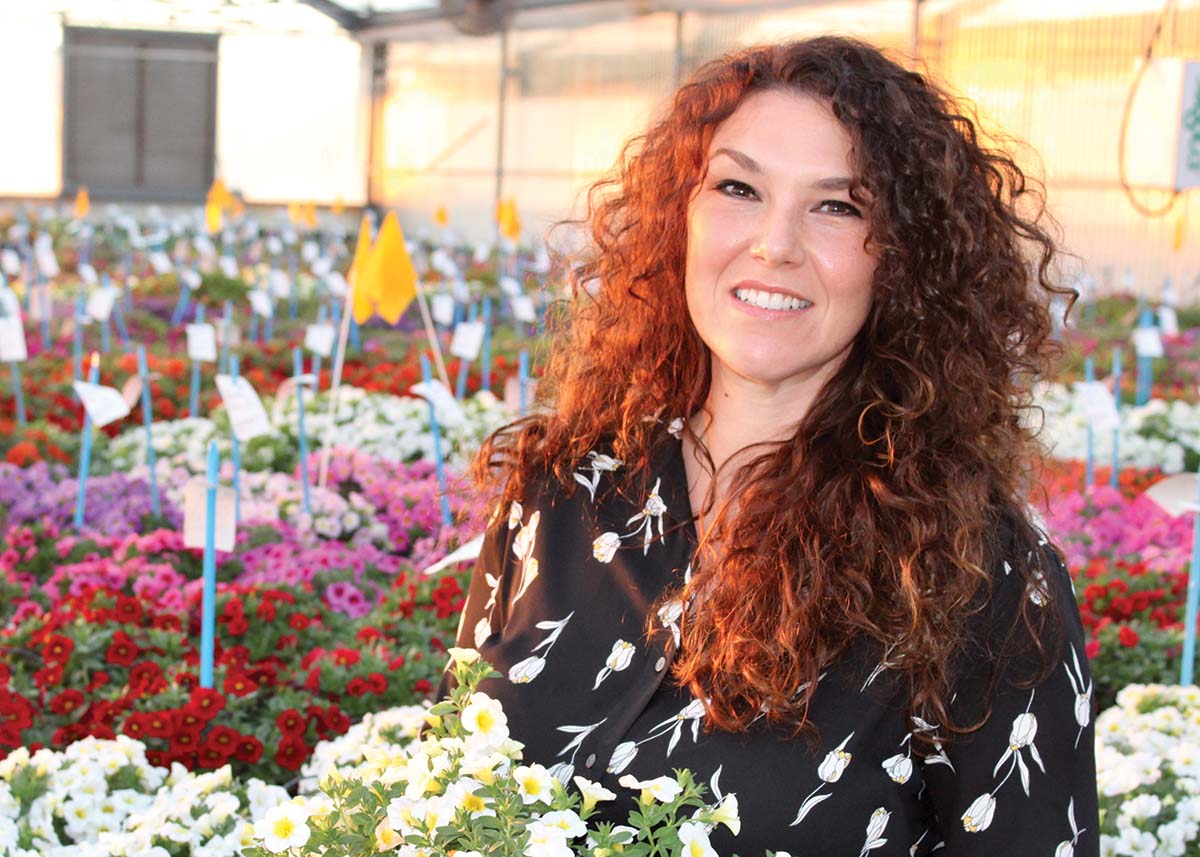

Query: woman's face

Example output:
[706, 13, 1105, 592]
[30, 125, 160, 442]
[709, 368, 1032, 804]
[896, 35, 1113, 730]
[685, 89, 878, 399]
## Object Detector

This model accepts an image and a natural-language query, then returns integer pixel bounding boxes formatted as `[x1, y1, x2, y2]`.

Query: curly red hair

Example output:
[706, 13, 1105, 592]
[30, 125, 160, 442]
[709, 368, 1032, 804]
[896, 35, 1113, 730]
[474, 36, 1073, 739]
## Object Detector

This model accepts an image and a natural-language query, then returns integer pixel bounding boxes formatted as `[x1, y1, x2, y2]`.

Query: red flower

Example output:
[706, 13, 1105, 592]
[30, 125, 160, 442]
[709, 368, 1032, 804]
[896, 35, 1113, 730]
[321, 706, 350, 735]
[235, 735, 264, 763]
[204, 725, 241, 754]
[41, 635, 74, 666]
[105, 631, 139, 666]
[142, 710, 177, 739]
[33, 664, 64, 689]
[304, 668, 321, 693]
[223, 673, 258, 698]
[86, 671, 110, 692]
[122, 714, 148, 740]
[413, 679, 432, 695]
[347, 678, 368, 697]
[257, 600, 277, 622]
[1085, 639, 1101, 659]
[1118, 625, 1140, 648]
[275, 709, 305, 736]
[274, 736, 309, 771]
[388, 655, 406, 670]
[114, 596, 143, 625]
[289, 614, 312, 631]
[331, 648, 360, 667]
[184, 687, 226, 720]
[356, 626, 382, 643]
[49, 690, 85, 717]
[225, 616, 249, 637]
[366, 672, 387, 694]
[129, 662, 165, 695]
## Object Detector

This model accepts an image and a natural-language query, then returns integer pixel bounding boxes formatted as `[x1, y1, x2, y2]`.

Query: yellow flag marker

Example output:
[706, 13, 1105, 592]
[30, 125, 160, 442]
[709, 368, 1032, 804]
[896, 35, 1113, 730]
[499, 197, 521, 242]
[287, 201, 302, 225]
[332, 197, 345, 216]
[434, 205, 449, 227]
[1174, 209, 1187, 252]
[231, 196, 245, 220]
[205, 200, 223, 234]
[349, 215, 376, 324]
[302, 202, 318, 230]
[74, 186, 90, 219]
[208, 177, 232, 211]
[357, 211, 417, 324]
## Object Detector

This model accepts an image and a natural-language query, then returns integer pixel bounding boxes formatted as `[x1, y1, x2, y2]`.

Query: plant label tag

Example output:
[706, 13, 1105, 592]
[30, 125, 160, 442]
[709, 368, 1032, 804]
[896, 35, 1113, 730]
[187, 323, 218, 363]
[183, 478, 237, 551]
[281, 228, 297, 246]
[305, 323, 335, 357]
[431, 293, 455, 326]
[1079, 380, 1120, 431]
[215, 374, 272, 442]
[85, 286, 117, 322]
[193, 234, 216, 257]
[0, 286, 19, 318]
[269, 269, 290, 298]
[73, 380, 131, 427]
[473, 242, 491, 265]
[0, 249, 20, 276]
[266, 235, 283, 255]
[219, 256, 239, 279]
[1133, 326, 1165, 358]
[35, 235, 59, 278]
[148, 250, 173, 275]
[0, 316, 27, 362]
[27, 284, 50, 322]
[324, 271, 347, 297]
[511, 295, 536, 323]
[310, 256, 332, 277]
[450, 320, 485, 361]
[248, 291, 273, 318]
[499, 276, 521, 297]
[410, 378, 467, 426]
[180, 269, 203, 291]
[1160, 305, 1180, 337]
[77, 263, 98, 285]
[301, 241, 319, 263]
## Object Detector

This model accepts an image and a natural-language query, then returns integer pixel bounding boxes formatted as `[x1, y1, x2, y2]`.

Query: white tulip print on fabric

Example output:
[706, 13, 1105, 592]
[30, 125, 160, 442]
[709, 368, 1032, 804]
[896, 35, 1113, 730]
[1063, 645, 1092, 749]
[858, 807, 891, 856]
[550, 717, 608, 785]
[959, 689, 1045, 835]
[605, 697, 707, 775]
[593, 639, 637, 689]
[1052, 798, 1085, 857]
[510, 509, 540, 605]
[573, 451, 623, 501]
[790, 732, 854, 827]
[507, 612, 574, 684]
[592, 477, 671, 562]
[911, 716, 954, 773]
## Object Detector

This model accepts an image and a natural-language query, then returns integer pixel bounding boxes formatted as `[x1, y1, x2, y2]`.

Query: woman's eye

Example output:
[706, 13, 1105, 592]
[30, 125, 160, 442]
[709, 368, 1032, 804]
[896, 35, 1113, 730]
[819, 200, 862, 217]
[714, 180, 756, 199]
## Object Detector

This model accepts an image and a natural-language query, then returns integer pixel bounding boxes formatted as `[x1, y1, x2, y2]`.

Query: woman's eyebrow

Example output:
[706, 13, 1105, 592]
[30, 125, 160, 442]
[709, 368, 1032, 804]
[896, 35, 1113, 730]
[709, 149, 854, 192]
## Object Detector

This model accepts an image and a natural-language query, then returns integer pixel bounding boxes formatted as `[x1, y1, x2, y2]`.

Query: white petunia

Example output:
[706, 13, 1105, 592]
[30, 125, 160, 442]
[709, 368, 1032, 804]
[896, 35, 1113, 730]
[573, 776, 617, 812]
[677, 821, 718, 857]
[618, 774, 683, 803]
[538, 809, 587, 838]
[253, 802, 311, 853]
[460, 692, 509, 747]
[514, 764, 556, 805]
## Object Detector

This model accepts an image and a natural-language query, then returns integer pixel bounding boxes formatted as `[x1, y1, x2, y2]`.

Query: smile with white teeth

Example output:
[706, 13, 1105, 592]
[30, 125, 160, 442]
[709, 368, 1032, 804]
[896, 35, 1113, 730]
[733, 288, 812, 312]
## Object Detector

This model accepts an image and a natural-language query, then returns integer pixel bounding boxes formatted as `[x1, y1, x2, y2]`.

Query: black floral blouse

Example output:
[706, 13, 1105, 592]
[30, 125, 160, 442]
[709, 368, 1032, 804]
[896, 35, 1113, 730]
[443, 426, 1100, 855]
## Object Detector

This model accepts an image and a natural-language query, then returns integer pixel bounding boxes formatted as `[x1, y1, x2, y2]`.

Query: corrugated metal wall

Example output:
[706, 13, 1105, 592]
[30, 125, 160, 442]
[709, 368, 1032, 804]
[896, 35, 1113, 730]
[372, 1, 1199, 295]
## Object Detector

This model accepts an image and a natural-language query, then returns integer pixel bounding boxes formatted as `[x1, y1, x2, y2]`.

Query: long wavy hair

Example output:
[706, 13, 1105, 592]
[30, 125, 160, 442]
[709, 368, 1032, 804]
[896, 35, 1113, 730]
[473, 36, 1074, 739]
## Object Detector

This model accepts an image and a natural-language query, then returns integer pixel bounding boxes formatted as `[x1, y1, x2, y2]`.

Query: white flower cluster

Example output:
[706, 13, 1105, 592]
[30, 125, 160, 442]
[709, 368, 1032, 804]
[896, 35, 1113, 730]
[0, 736, 285, 857]
[1095, 684, 1200, 856]
[106, 416, 221, 475]
[298, 704, 431, 792]
[1030, 382, 1196, 473]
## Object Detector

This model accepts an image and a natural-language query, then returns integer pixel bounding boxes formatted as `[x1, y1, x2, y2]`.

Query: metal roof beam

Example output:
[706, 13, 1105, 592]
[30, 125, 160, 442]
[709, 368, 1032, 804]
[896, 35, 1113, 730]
[296, 0, 368, 30]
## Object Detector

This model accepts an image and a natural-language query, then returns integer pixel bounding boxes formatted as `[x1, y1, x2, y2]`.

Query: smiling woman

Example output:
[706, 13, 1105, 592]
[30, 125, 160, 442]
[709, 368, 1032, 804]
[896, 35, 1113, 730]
[448, 35, 1099, 856]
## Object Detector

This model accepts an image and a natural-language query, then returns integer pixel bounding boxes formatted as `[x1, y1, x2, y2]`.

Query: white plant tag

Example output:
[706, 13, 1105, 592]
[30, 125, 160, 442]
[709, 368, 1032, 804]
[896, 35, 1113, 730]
[305, 323, 335, 357]
[148, 250, 173, 275]
[248, 291, 273, 318]
[0, 286, 19, 318]
[183, 478, 237, 551]
[1160, 305, 1180, 337]
[215, 374, 272, 442]
[180, 269, 202, 291]
[301, 241, 319, 263]
[266, 235, 283, 255]
[0, 249, 20, 276]
[431, 293, 455, 326]
[0, 316, 27, 362]
[77, 263, 98, 285]
[410, 379, 467, 427]
[511, 295, 536, 322]
[324, 271, 347, 297]
[187, 323, 218, 363]
[35, 235, 59, 277]
[1079, 381, 1120, 432]
[73, 380, 131, 427]
[310, 256, 333, 277]
[1133, 326, 1165, 358]
[219, 256, 239, 279]
[450, 320, 485, 361]
[269, 269, 290, 298]
[85, 286, 117, 323]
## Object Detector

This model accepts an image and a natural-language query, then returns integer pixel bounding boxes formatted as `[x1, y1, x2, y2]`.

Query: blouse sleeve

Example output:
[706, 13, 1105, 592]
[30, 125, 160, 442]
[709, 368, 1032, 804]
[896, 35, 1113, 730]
[436, 499, 521, 697]
[919, 541, 1100, 856]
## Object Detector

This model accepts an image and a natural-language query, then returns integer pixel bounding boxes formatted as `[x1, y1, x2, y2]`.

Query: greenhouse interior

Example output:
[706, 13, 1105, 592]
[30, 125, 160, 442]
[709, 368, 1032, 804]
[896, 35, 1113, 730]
[0, 0, 1199, 854]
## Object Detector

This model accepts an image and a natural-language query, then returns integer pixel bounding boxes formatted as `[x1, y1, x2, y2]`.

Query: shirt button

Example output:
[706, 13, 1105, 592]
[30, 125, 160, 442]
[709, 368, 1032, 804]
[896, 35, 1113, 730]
[585, 753, 596, 768]
[654, 656, 667, 672]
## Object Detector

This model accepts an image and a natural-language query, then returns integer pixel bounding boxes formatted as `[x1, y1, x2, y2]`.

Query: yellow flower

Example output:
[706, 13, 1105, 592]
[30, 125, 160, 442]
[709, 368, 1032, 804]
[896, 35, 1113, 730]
[375, 820, 404, 852]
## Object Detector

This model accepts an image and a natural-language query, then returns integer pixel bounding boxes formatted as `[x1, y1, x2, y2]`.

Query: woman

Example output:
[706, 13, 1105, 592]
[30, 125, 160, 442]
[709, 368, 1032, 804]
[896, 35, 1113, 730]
[446, 36, 1099, 854]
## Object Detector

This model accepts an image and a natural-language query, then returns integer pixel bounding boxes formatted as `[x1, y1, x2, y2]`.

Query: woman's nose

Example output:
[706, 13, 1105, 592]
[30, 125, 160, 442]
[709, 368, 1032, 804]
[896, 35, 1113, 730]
[749, 207, 805, 267]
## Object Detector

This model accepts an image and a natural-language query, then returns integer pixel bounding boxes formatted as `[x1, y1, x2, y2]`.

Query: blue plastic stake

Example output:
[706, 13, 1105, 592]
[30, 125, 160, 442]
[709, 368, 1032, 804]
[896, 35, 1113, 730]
[1182, 468, 1200, 685]
[230, 356, 242, 524]
[420, 353, 453, 527]
[220, 300, 233, 375]
[100, 314, 111, 354]
[519, 349, 530, 417]
[455, 302, 478, 400]
[264, 302, 274, 342]
[199, 440, 220, 689]
[248, 311, 259, 344]
[72, 291, 85, 382]
[288, 253, 299, 320]
[1135, 307, 1155, 406]
[170, 278, 192, 327]
[189, 304, 206, 417]
[73, 354, 100, 530]
[1084, 357, 1095, 489]
[8, 362, 24, 427]
[111, 296, 131, 349]
[1111, 347, 1123, 489]
[293, 347, 312, 516]
[349, 316, 360, 352]
[480, 296, 494, 392]
[136, 345, 160, 518]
